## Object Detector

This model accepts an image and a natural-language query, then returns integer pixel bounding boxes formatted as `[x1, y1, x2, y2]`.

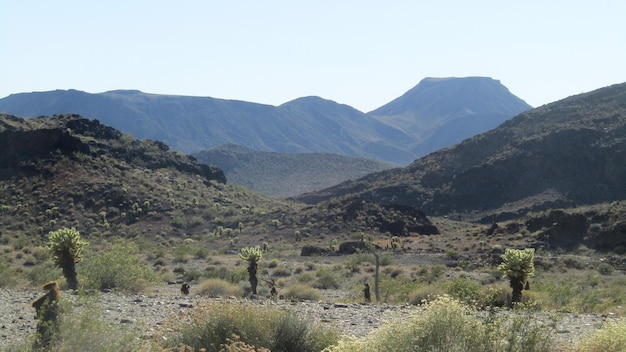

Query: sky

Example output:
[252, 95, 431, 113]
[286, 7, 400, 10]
[1, 1, 625, 112]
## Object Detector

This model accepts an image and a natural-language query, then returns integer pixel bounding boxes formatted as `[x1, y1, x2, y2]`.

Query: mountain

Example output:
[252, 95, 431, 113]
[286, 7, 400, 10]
[369, 77, 532, 156]
[0, 77, 530, 165]
[295, 82, 626, 223]
[194, 144, 392, 198]
[0, 90, 414, 164]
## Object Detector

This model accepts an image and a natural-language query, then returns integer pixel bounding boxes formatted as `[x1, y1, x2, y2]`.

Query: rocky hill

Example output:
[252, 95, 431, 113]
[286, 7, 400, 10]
[194, 144, 392, 198]
[0, 77, 530, 165]
[0, 114, 436, 252]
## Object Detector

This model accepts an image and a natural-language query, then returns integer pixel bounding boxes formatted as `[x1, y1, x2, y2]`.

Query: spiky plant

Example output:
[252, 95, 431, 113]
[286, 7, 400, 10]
[498, 248, 535, 305]
[46, 227, 88, 290]
[239, 246, 263, 294]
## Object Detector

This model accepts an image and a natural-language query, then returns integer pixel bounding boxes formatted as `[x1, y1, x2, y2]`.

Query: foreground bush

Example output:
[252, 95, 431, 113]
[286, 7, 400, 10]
[323, 295, 554, 352]
[157, 301, 339, 352]
[569, 320, 626, 352]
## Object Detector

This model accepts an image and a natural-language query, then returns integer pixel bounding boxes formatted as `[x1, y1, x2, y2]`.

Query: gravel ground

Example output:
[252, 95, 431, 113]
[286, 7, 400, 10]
[1, 285, 622, 350]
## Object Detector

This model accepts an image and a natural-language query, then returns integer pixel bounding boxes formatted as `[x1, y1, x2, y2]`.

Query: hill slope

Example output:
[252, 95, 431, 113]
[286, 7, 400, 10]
[296, 82, 626, 222]
[194, 144, 392, 198]
[0, 77, 530, 165]
[0, 113, 437, 250]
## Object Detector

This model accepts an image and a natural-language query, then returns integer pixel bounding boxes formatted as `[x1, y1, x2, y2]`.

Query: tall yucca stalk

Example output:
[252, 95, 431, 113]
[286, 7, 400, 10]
[498, 248, 535, 305]
[46, 227, 88, 290]
[239, 246, 263, 294]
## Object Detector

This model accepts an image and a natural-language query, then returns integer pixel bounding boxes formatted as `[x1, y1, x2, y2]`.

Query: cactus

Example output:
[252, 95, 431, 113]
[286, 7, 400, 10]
[498, 248, 535, 305]
[46, 228, 88, 289]
[239, 246, 263, 294]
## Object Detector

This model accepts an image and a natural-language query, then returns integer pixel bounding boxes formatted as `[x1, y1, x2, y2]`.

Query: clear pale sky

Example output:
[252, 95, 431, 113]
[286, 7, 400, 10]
[1, 1, 625, 112]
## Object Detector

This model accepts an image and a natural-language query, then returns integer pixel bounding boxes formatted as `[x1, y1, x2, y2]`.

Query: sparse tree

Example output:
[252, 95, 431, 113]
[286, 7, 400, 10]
[46, 227, 88, 290]
[239, 246, 263, 294]
[498, 248, 535, 305]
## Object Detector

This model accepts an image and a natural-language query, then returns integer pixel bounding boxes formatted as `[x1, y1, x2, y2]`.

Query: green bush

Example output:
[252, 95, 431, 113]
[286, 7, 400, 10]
[158, 301, 338, 352]
[282, 284, 322, 301]
[0, 258, 19, 287]
[571, 320, 626, 352]
[203, 265, 248, 283]
[314, 268, 340, 289]
[598, 263, 614, 275]
[408, 285, 446, 305]
[446, 277, 482, 305]
[195, 278, 244, 297]
[26, 263, 60, 286]
[81, 240, 159, 292]
[325, 295, 493, 352]
[324, 295, 554, 352]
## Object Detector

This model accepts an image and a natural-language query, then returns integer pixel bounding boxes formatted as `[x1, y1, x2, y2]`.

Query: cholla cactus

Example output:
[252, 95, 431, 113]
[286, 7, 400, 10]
[239, 246, 263, 294]
[498, 248, 535, 305]
[46, 227, 89, 290]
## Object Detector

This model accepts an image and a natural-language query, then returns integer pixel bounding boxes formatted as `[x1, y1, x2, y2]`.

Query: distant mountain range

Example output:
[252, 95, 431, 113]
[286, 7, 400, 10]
[194, 144, 392, 198]
[295, 82, 626, 223]
[0, 77, 531, 165]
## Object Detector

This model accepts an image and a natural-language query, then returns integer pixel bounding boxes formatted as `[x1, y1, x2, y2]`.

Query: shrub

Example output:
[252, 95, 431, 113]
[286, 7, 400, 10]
[195, 278, 243, 297]
[325, 295, 493, 352]
[158, 301, 338, 352]
[0, 258, 19, 287]
[408, 285, 446, 305]
[571, 320, 626, 352]
[324, 295, 554, 352]
[31, 246, 49, 263]
[81, 240, 159, 292]
[203, 266, 248, 283]
[272, 266, 292, 278]
[315, 268, 340, 289]
[26, 263, 60, 286]
[446, 277, 482, 305]
[282, 284, 322, 301]
[598, 263, 614, 275]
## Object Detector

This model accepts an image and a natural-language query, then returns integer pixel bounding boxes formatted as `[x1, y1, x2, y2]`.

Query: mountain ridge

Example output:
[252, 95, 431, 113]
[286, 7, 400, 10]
[0, 77, 531, 165]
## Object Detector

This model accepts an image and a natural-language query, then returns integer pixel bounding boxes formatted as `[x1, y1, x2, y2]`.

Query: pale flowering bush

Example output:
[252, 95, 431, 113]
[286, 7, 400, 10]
[324, 294, 554, 352]
[571, 319, 626, 352]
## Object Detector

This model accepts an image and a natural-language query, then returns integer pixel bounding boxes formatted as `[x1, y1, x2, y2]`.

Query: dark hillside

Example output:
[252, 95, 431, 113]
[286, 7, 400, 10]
[0, 114, 437, 253]
[296, 82, 626, 221]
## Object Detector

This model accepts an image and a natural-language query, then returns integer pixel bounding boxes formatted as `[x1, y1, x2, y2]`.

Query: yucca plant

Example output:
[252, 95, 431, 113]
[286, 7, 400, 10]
[498, 248, 535, 305]
[239, 246, 263, 294]
[46, 228, 88, 290]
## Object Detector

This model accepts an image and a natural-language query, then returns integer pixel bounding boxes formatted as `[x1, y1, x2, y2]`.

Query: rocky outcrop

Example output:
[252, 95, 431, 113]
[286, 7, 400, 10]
[300, 246, 332, 256]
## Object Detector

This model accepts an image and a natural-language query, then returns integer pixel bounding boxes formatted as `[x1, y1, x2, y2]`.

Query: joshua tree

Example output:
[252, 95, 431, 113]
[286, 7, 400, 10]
[239, 246, 263, 294]
[46, 227, 88, 290]
[498, 248, 535, 305]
